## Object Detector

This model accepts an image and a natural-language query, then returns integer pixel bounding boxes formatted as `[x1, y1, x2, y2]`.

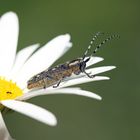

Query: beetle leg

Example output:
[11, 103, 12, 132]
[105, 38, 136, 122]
[43, 79, 47, 89]
[53, 79, 62, 88]
[84, 71, 96, 78]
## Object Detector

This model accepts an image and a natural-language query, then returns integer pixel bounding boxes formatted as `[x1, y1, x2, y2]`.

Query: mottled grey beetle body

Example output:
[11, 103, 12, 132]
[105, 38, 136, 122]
[27, 58, 85, 89]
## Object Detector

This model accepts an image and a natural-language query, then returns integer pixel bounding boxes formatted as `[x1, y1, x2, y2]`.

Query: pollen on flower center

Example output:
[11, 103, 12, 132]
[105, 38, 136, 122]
[0, 77, 23, 101]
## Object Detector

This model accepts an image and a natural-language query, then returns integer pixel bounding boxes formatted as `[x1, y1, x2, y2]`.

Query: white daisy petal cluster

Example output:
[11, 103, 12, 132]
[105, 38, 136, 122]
[0, 12, 116, 140]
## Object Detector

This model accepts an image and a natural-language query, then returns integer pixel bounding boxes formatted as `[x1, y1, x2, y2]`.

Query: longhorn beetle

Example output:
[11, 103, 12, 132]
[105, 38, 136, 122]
[27, 32, 119, 89]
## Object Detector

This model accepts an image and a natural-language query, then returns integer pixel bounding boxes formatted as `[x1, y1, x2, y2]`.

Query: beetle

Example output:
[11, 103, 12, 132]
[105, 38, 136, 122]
[27, 32, 119, 90]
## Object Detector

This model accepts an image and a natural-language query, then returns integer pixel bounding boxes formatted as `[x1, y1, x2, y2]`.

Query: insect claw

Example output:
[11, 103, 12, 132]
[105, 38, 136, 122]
[84, 71, 96, 78]
[53, 84, 59, 88]
[43, 79, 47, 89]
[53, 79, 62, 88]
[90, 75, 96, 78]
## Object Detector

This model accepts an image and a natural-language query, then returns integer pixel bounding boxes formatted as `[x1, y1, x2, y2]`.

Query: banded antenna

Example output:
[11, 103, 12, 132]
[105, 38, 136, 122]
[82, 32, 104, 60]
[90, 34, 120, 58]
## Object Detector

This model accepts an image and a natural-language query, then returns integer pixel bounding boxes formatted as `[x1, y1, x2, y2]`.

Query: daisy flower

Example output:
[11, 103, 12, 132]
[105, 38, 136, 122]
[0, 11, 116, 140]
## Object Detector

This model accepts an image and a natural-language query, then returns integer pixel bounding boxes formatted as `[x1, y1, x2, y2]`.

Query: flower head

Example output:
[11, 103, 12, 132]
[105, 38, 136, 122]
[0, 12, 116, 139]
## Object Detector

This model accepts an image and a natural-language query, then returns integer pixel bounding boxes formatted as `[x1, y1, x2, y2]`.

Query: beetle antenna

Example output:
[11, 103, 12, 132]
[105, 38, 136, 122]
[82, 32, 104, 60]
[91, 34, 120, 57]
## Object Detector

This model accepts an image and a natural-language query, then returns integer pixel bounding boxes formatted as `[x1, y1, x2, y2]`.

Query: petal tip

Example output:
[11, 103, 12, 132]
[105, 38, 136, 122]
[113, 66, 116, 69]
[64, 33, 71, 39]
[46, 114, 57, 126]
[109, 66, 116, 71]
[98, 96, 102, 100]
[67, 42, 72, 48]
[1, 11, 18, 19]
[105, 77, 110, 80]
[51, 119, 57, 126]
[97, 56, 104, 61]
[93, 94, 102, 100]
[62, 34, 71, 43]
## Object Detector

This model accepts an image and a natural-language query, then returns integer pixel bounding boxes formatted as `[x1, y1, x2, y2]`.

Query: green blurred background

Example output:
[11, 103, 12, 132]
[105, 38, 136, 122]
[0, 0, 139, 140]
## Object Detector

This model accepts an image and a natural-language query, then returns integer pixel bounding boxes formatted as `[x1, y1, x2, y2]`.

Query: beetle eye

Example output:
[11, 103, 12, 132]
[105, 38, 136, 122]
[80, 62, 86, 72]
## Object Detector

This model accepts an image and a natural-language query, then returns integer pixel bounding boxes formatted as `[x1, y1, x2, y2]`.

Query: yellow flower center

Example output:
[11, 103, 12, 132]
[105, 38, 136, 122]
[0, 77, 23, 101]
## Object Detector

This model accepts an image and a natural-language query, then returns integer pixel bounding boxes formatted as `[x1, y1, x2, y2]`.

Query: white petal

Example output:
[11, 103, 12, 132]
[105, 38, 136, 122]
[16, 34, 72, 87]
[0, 12, 18, 76]
[47, 88, 102, 100]
[10, 44, 39, 81]
[1, 100, 57, 126]
[86, 56, 104, 67]
[0, 112, 13, 140]
[86, 66, 116, 75]
[20, 87, 81, 100]
[60, 76, 110, 88]
[21, 88, 101, 100]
